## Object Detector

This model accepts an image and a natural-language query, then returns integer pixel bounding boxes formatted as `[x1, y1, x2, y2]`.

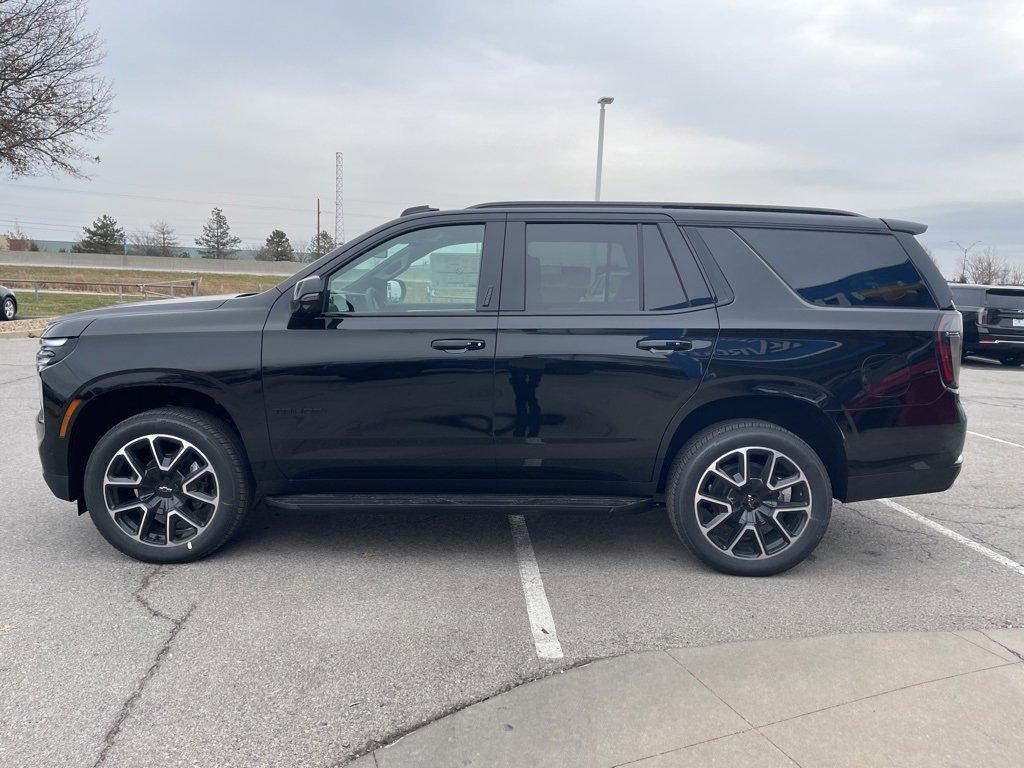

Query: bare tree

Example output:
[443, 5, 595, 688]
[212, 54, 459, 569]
[1005, 261, 1024, 287]
[128, 229, 159, 257]
[966, 247, 1009, 286]
[151, 220, 178, 257]
[4, 220, 31, 250]
[949, 240, 980, 284]
[0, 0, 114, 177]
[129, 221, 179, 257]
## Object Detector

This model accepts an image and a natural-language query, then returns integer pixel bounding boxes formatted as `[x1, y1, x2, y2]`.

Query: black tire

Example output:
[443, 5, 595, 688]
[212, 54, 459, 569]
[83, 407, 252, 563]
[1, 296, 15, 321]
[1000, 354, 1023, 367]
[666, 419, 832, 577]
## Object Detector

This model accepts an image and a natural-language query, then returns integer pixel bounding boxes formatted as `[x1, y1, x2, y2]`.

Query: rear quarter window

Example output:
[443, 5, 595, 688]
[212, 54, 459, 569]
[736, 228, 936, 309]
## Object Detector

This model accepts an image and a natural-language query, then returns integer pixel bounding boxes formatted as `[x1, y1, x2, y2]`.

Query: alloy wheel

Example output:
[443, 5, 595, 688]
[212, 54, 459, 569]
[2, 298, 14, 320]
[693, 446, 812, 560]
[103, 434, 219, 547]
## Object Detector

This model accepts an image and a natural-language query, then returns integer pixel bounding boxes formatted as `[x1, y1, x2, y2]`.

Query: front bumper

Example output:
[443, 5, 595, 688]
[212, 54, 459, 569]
[42, 469, 72, 500]
[37, 405, 75, 501]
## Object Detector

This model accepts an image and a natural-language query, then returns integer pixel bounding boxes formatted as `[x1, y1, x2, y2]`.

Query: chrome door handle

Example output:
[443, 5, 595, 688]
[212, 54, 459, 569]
[431, 338, 486, 352]
[637, 339, 692, 351]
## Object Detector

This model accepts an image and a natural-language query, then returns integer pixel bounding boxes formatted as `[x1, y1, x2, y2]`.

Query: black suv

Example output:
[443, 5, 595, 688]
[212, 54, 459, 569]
[949, 283, 1024, 366]
[36, 202, 965, 576]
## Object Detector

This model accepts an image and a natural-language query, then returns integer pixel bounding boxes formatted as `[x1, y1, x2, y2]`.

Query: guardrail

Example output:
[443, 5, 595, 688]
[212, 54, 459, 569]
[4, 278, 199, 301]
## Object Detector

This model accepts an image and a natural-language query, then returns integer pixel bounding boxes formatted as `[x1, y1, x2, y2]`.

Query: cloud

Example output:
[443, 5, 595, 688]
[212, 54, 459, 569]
[1, 0, 1021, 262]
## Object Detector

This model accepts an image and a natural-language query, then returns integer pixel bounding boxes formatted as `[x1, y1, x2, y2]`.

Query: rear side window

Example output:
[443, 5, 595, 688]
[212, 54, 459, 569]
[737, 228, 936, 309]
[525, 223, 640, 313]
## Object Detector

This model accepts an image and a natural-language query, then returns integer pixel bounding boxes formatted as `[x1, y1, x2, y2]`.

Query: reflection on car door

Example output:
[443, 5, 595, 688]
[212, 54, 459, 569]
[493, 215, 719, 484]
[261, 217, 505, 482]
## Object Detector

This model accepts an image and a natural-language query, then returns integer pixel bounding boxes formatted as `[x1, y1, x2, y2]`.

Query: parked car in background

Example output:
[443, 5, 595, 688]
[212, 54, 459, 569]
[36, 202, 965, 576]
[949, 283, 1024, 366]
[1, 285, 17, 321]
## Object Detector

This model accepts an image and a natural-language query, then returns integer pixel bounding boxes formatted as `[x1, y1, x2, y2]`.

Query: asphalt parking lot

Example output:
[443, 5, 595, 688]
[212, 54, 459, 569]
[2, 335, 1023, 767]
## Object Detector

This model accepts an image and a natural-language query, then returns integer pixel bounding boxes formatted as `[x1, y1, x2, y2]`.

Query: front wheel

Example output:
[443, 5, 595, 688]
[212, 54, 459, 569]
[2, 296, 15, 321]
[666, 420, 832, 576]
[83, 407, 253, 563]
[1000, 354, 1023, 367]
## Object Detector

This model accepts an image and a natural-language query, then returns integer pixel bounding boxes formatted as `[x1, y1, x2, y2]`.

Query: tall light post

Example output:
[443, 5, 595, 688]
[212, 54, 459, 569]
[594, 96, 614, 201]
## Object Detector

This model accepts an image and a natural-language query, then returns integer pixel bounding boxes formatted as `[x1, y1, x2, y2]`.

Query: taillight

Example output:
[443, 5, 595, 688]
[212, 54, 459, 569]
[936, 312, 962, 389]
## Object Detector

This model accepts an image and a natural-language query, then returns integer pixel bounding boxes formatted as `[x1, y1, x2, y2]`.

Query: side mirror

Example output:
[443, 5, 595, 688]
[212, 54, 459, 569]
[291, 275, 324, 317]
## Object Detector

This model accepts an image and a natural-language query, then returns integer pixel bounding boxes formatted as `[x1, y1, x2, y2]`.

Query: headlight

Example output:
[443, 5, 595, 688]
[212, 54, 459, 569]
[37, 337, 77, 372]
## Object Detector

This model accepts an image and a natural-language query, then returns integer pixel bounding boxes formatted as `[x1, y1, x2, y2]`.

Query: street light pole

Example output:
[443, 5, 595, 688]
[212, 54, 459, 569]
[594, 96, 614, 201]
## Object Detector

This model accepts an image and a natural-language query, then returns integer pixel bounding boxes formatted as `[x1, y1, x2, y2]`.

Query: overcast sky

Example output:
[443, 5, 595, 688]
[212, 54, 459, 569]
[3, 0, 1022, 273]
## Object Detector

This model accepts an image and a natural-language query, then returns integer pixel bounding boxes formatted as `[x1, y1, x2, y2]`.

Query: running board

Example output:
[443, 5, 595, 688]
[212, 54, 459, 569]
[264, 493, 653, 514]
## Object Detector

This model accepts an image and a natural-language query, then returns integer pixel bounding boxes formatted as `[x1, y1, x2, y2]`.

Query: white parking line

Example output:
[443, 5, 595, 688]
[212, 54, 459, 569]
[878, 498, 1024, 577]
[508, 514, 564, 660]
[967, 430, 1024, 450]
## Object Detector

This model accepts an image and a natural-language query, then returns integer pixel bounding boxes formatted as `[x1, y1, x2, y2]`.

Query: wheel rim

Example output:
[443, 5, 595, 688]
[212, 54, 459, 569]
[693, 446, 812, 560]
[103, 434, 219, 547]
[2, 299, 13, 319]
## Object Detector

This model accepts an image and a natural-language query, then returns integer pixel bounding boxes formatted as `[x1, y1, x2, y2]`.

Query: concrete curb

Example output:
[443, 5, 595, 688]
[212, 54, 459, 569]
[354, 630, 1024, 767]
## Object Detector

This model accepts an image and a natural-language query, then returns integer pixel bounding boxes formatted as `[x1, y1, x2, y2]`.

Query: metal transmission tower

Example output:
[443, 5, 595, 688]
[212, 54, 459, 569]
[334, 152, 345, 244]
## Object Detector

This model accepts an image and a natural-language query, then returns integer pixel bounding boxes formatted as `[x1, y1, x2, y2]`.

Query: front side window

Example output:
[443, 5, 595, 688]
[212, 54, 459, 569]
[326, 224, 484, 314]
[525, 223, 640, 313]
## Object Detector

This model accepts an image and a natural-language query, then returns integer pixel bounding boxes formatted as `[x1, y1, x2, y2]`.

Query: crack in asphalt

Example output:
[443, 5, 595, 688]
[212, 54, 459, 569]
[332, 654, 614, 767]
[92, 568, 196, 768]
[133, 566, 180, 624]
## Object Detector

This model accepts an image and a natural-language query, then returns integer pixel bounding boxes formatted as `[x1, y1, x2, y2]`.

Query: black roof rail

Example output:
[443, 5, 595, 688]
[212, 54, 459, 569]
[401, 205, 439, 217]
[469, 201, 863, 217]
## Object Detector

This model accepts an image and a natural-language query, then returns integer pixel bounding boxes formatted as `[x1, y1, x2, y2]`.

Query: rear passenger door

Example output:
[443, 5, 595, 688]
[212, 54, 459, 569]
[493, 214, 719, 484]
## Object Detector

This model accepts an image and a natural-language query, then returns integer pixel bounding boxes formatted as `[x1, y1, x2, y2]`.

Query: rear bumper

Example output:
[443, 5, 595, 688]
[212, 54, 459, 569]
[843, 456, 962, 503]
[965, 330, 1024, 354]
[837, 391, 966, 503]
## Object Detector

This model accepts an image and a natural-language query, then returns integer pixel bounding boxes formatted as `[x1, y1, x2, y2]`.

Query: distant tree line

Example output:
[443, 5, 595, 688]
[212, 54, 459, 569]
[948, 241, 1024, 286]
[4, 208, 342, 261]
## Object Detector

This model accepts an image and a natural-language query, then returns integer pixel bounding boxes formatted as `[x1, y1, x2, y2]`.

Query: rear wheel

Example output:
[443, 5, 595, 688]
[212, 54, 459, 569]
[666, 420, 832, 576]
[1000, 353, 1023, 367]
[83, 407, 252, 563]
[2, 296, 15, 321]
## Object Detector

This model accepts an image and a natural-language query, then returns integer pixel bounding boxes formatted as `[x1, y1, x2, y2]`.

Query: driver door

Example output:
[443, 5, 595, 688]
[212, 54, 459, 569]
[262, 217, 504, 482]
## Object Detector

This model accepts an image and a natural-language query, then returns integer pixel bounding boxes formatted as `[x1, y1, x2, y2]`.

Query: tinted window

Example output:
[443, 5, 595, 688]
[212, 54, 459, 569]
[986, 289, 1024, 311]
[525, 224, 639, 313]
[737, 228, 936, 309]
[950, 285, 985, 306]
[327, 224, 483, 314]
[642, 225, 689, 311]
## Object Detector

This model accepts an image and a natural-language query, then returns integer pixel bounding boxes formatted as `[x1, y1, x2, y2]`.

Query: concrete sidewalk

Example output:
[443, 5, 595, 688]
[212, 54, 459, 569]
[353, 630, 1024, 767]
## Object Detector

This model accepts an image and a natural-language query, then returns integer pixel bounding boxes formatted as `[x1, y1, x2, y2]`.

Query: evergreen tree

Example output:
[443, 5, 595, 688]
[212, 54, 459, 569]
[257, 229, 295, 262]
[76, 214, 125, 253]
[195, 207, 241, 259]
[308, 230, 336, 261]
